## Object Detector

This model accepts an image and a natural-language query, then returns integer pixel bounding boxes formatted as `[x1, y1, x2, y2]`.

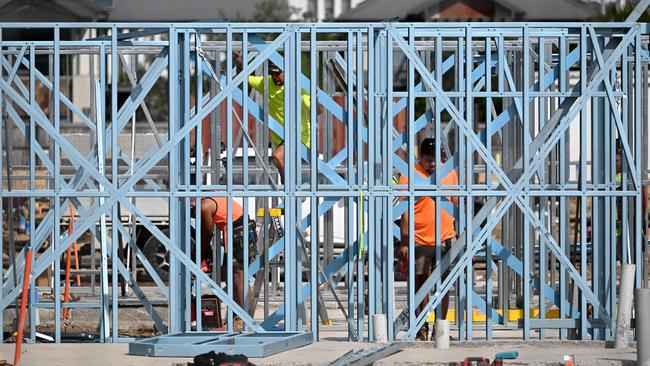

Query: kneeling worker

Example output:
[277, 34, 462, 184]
[198, 197, 257, 313]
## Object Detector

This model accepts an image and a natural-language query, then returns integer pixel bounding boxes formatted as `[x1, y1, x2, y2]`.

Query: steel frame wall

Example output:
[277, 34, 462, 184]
[0, 21, 648, 353]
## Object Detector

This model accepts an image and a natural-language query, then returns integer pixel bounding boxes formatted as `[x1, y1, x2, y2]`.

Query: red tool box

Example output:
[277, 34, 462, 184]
[191, 296, 223, 330]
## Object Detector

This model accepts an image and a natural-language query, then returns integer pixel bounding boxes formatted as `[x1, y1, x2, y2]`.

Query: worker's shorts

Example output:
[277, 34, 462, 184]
[414, 239, 453, 276]
[230, 216, 259, 268]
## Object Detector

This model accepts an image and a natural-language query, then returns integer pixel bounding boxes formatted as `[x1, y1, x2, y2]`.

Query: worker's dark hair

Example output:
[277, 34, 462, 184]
[420, 137, 436, 157]
[268, 61, 281, 73]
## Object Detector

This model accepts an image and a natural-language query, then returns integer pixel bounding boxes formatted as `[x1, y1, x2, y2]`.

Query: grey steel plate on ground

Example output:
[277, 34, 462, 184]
[128, 331, 312, 358]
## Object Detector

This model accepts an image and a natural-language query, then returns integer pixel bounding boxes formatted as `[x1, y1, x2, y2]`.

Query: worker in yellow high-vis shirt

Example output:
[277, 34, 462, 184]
[236, 53, 322, 183]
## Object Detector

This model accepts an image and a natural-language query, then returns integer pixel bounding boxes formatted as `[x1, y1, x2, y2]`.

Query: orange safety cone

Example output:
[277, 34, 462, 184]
[13, 246, 33, 366]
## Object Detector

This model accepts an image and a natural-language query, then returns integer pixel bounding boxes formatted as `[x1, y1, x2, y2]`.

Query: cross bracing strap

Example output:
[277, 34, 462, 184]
[389, 23, 640, 340]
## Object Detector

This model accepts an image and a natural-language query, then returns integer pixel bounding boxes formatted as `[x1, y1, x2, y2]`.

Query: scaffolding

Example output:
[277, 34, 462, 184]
[0, 18, 649, 356]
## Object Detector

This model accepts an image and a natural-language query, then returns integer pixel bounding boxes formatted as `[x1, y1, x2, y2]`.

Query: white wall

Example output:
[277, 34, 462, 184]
[288, 0, 365, 21]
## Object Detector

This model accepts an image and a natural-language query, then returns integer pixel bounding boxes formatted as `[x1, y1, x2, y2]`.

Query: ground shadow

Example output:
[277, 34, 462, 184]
[600, 358, 636, 366]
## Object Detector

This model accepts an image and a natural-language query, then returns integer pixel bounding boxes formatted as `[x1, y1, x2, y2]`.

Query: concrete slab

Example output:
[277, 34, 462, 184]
[0, 340, 637, 366]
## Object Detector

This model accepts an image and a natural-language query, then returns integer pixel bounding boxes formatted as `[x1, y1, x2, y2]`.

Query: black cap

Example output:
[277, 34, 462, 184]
[268, 61, 281, 73]
[420, 137, 436, 156]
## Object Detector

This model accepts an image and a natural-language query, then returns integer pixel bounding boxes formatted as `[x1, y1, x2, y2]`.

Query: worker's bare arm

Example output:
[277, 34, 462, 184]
[399, 212, 410, 262]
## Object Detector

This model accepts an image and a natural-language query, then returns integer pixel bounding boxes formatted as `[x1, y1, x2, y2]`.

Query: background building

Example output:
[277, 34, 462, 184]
[337, 0, 599, 22]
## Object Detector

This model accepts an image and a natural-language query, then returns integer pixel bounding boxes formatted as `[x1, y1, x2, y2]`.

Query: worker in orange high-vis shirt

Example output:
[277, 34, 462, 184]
[397, 137, 459, 341]
[199, 197, 257, 313]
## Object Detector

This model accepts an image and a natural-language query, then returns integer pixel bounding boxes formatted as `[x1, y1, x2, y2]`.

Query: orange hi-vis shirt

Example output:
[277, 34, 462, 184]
[398, 164, 459, 245]
[209, 197, 244, 232]
[208, 197, 244, 252]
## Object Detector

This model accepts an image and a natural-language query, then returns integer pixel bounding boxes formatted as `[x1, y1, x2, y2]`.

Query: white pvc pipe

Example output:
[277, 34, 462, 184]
[434, 320, 450, 349]
[372, 314, 387, 343]
[615, 264, 636, 348]
[636, 288, 650, 366]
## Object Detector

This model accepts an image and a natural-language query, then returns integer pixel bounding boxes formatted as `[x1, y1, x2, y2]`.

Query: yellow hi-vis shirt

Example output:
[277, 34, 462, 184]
[248, 75, 311, 148]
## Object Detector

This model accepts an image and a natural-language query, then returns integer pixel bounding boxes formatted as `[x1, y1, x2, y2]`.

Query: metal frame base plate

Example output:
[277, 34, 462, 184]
[128, 331, 312, 357]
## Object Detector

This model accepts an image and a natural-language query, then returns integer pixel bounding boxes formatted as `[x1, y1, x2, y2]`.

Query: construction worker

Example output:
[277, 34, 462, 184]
[396, 137, 459, 341]
[235, 53, 322, 182]
[198, 196, 257, 313]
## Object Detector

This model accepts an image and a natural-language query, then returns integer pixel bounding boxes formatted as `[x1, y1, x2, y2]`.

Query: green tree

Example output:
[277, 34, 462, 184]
[592, 1, 650, 21]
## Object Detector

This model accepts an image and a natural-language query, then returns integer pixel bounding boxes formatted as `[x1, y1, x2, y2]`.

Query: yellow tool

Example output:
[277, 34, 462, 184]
[257, 208, 284, 238]
[256, 207, 283, 217]
[427, 308, 562, 323]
